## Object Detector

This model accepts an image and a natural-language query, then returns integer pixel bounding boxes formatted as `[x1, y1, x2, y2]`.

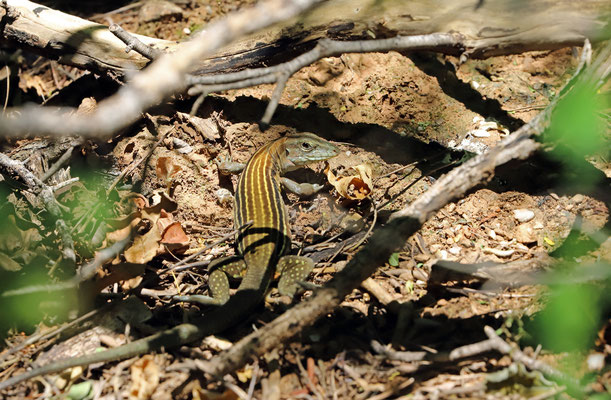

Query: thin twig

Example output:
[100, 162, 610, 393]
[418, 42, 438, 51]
[246, 361, 259, 400]
[50, 177, 79, 192]
[482, 326, 581, 393]
[187, 33, 463, 123]
[106, 125, 174, 195]
[110, 24, 164, 60]
[41, 145, 76, 182]
[3, 64, 9, 115]
[0, 307, 103, 364]
[164, 220, 253, 273]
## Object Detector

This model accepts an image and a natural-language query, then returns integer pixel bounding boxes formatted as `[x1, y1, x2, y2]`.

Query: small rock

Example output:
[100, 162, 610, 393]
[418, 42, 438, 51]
[488, 229, 497, 240]
[513, 209, 534, 223]
[533, 221, 544, 229]
[471, 129, 491, 138]
[172, 137, 192, 154]
[470, 81, 480, 89]
[515, 223, 537, 244]
[449, 246, 461, 255]
[436, 249, 448, 260]
[587, 353, 605, 371]
[139, 0, 183, 22]
[572, 194, 585, 203]
[479, 121, 499, 130]
[215, 188, 233, 205]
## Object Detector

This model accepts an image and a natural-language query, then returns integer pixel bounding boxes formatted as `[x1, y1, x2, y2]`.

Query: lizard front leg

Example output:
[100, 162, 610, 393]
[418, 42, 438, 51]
[280, 177, 324, 196]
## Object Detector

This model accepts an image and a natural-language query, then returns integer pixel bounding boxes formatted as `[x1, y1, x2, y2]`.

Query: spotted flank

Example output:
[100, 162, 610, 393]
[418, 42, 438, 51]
[208, 255, 247, 305]
[276, 255, 315, 297]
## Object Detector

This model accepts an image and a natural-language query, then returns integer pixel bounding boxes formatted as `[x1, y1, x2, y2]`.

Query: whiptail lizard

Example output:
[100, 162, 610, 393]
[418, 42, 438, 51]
[0, 133, 338, 390]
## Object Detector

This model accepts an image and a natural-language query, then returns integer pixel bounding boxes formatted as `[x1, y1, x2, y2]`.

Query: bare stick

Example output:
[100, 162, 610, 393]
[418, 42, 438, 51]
[109, 24, 163, 60]
[482, 326, 581, 394]
[0, 307, 103, 364]
[40, 145, 76, 182]
[187, 34, 463, 123]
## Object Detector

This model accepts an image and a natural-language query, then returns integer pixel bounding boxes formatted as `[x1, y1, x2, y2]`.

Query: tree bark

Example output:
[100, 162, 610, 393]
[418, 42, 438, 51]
[1, 0, 609, 75]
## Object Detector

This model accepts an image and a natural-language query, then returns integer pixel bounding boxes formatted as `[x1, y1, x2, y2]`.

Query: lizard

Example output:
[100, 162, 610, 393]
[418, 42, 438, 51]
[0, 133, 338, 390]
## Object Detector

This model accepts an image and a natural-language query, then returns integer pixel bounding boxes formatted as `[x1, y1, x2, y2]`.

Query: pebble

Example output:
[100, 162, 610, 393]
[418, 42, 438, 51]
[479, 121, 499, 130]
[572, 194, 585, 203]
[471, 129, 491, 138]
[483, 247, 514, 257]
[515, 223, 537, 244]
[587, 353, 605, 371]
[215, 188, 233, 205]
[436, 249, 448, 260]
[449, 246, 461, 255]
[139, 0, 183, 22]
[513, 209, 534, 223]
[172, 137, 192, 154]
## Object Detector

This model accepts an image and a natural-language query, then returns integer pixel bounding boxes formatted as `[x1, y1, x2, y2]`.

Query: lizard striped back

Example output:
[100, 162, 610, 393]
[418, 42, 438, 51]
[234, 137, 291, 290]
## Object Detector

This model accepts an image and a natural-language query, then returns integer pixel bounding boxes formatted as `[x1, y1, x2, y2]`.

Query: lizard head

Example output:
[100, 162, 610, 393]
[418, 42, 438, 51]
[282, 133, 338, 170]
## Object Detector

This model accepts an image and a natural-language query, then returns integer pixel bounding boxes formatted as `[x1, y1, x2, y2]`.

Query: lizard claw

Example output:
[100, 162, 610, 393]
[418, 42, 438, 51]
[215, 153, 245, 175]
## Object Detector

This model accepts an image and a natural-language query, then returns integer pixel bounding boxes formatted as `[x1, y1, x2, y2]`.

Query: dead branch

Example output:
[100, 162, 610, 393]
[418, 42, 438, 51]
[109, 23, 163, 61]
[0, 0, 176, 72]
[0, 0, 607, 137]
[372, 324, 581, 394]
[2, 0, 609, 76]
[0, 0, 323, 138]
[187, 33, 464, 124]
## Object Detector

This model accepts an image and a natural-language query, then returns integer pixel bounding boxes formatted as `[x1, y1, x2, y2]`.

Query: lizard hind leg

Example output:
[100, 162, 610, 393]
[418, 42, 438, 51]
[276, 255, 315, 297]
[208, 256, 247, 305]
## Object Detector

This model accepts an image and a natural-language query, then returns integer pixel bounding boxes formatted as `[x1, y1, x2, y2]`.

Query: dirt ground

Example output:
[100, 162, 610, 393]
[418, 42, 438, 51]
[0, 1, 609, 399]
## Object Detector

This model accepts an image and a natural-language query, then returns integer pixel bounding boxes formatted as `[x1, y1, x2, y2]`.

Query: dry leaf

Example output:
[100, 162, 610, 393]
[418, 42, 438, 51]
[77, 97, 97, 114]
[160, 222, 190, 246]
[129, 355, 160, 400]
[122, 193, 184, 263]
[93, 263, 146, 292]
[124, 224, 162, 264]
[176, 112, 221, 141]
[236, 366, 253, 383]
[327, 164, 373, 201]
[132, 194, 149, 210]
[156, 156, 182, 184]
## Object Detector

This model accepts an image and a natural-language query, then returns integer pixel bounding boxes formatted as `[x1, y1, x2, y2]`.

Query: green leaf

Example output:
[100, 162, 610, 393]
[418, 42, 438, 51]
[67, 381, 93, 400]
[388, 252, 399, 267]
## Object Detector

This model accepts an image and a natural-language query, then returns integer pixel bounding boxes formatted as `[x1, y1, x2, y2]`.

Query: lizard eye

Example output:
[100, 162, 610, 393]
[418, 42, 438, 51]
[301, 141, 312, 151]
